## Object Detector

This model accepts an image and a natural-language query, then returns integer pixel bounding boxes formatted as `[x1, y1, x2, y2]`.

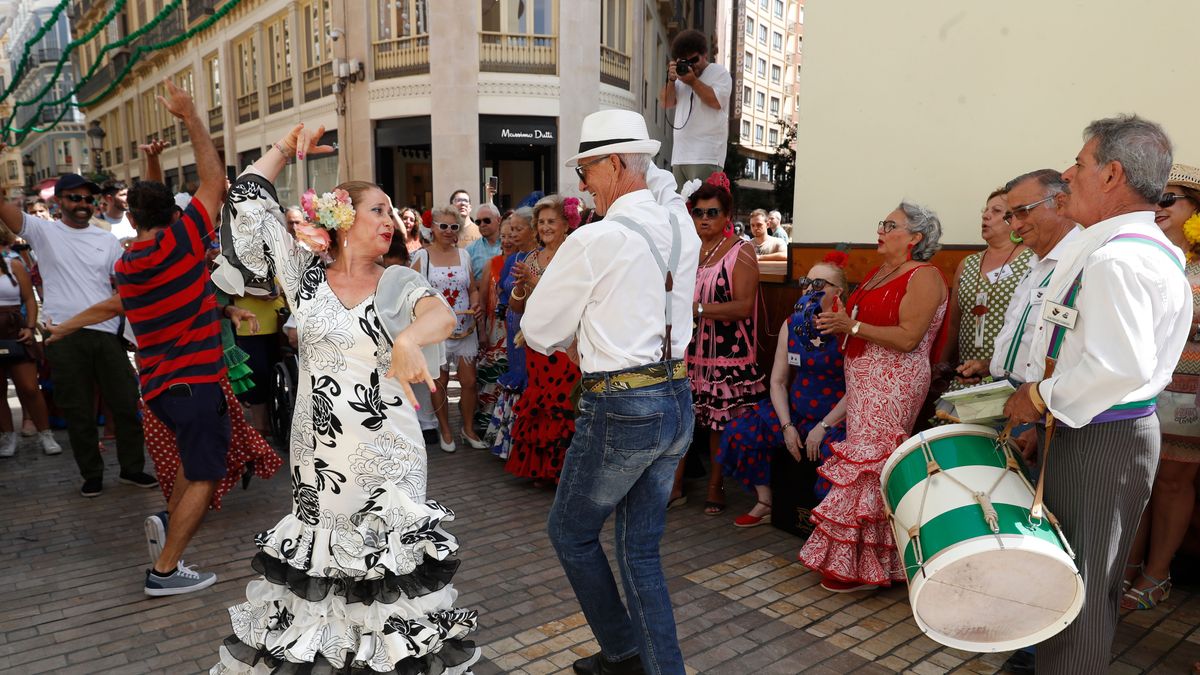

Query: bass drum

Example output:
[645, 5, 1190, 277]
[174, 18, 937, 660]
[880, 423, 1084, 652]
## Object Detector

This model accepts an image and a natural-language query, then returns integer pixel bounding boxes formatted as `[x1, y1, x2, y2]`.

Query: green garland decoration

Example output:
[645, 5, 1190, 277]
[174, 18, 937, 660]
[0, 0, 73, 104]
[6, 0, 128, 121]
[7, 0, 245, 144]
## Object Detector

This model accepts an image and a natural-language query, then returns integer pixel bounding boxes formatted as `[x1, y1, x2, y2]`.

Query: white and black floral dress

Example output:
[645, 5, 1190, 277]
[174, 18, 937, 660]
[211, 169, 480, 675]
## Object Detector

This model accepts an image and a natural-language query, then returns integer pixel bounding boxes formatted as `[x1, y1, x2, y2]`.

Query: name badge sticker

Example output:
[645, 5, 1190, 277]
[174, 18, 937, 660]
[1042, 301, 1078, 330]
[787, 352, 803, 366]
[1031, 288, 1047, 304]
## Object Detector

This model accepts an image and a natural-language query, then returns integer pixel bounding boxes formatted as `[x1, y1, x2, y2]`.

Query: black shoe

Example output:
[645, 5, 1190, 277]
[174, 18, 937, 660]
[572, 652, 646, 675]
[118, 472, 159, 489]
[1002, 649, 1035, 674]
[80, 478, 103, 498]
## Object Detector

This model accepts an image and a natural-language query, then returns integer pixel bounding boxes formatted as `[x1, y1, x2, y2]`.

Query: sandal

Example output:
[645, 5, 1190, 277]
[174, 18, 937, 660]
[1121, 573, 1171, 611]
[734, 501, 772, 528]
[667, 494, 688, 510]
[1123, 562, 1143, 593]
[703, 487, 726, 516]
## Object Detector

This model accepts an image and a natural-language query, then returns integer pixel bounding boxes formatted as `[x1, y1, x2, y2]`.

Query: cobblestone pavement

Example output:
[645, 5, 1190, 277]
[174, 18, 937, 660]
[2, 410, 1198, 674]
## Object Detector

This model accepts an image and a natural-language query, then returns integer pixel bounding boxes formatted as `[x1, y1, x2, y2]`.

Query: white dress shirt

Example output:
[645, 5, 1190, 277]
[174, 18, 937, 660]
[1022, 212, 1191, 428]
[989, 227, 1081, 381]
[522, 165, 701, 374]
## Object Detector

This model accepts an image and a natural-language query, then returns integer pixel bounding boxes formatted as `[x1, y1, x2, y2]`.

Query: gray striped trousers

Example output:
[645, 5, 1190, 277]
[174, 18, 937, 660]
[1036, 415, 1159, 675]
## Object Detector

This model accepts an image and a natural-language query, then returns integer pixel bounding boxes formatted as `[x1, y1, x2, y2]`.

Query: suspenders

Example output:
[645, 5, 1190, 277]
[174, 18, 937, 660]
[608, 214, 682, 362]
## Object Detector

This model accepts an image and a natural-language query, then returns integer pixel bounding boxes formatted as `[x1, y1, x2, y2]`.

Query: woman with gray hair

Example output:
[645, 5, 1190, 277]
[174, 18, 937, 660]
[802, 201, 948, 593]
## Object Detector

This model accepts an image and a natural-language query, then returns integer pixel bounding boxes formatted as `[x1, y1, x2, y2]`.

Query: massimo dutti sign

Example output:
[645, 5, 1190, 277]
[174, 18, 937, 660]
[480, 116, 557, 146]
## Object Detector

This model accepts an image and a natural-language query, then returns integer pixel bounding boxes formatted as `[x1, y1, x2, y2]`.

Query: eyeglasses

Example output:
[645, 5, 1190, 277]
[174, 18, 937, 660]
[574, 155, 611, 183]
[435, 222, 460, 231]
[877, 220, 898, 234]
[452, 197, 471, 205]
[797, 277, 837, 292]
[61, 194, 96, 204]
[690, 207, 722, 219]
[1159, 192, 1194, 209]
[478, 217, 494, 225]
[1003, 195, 1056, 223]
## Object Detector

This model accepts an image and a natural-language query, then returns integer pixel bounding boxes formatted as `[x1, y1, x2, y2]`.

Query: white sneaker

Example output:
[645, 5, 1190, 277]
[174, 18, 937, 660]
[0, 431, 16, 458]
[39, 430, 62, 455]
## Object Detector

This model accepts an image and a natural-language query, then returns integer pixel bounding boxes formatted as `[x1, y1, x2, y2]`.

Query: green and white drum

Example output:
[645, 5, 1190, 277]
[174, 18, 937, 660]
[879, 423, 1084, 652]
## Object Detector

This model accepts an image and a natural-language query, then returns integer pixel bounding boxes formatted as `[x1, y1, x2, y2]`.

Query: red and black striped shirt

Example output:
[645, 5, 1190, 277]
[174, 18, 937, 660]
[114, 201, 225, 401]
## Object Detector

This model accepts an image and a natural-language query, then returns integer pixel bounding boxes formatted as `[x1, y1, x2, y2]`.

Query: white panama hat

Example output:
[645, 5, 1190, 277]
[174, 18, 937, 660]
[564, 109, 662, 167]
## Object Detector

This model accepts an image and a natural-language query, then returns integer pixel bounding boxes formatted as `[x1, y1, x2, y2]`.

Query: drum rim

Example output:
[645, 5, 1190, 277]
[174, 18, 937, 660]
[908, 534, 1085, 652]
[880, 423, 1001, 489]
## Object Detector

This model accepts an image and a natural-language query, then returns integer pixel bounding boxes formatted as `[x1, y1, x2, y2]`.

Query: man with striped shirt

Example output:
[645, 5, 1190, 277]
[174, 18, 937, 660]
[115, 81, 228, 596]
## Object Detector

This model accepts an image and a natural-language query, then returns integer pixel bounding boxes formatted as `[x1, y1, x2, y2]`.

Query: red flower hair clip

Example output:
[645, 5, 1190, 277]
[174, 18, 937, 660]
[705, 171, 732, 194]
[822, 250, 849, 269]
[563, 196, 582, 229]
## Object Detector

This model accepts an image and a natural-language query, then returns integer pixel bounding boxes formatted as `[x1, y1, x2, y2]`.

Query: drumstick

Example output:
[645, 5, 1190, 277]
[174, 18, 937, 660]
[934, 410, 962, 424]
[1029, 358, 1058, 522]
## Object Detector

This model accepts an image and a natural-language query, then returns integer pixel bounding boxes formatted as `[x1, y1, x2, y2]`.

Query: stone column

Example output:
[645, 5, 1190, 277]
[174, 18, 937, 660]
[340, 0, 372, 182]
[557, 0, 601, 199]
[428, 0, 480, 204]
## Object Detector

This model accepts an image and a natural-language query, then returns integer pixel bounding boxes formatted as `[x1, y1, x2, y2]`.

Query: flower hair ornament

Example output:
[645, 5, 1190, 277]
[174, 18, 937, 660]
[705, 171, 732, 193]
[1182, 212, 1200, 262]
[563, 196, 583, 229]
[680, 178, 703, 201]
[295, 188, 355, 262]
[822, 250, 849, 269]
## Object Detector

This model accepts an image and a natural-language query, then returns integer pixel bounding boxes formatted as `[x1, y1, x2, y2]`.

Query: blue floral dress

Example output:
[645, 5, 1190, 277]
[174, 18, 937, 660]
[718, 290, 846, 497]
[487, 250, 533, 460]
[211, 170, 479, 675]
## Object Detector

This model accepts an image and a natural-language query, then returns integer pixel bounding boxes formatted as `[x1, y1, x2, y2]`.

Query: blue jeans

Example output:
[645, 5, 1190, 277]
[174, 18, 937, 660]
[547, 368, 693, 675]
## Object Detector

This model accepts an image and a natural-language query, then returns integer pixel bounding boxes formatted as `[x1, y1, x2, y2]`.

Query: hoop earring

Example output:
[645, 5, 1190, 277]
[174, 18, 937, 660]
[1010, 231, 1024, 244]
[723, 222, 733, 238]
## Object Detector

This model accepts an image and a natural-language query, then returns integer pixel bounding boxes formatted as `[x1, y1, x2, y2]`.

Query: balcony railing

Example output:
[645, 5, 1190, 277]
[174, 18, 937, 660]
[236, 91, 259, 124]
[267, 79, 294, 114]
[479, 32, 556, 75]
[373, 35, 430, 79]
[143, 10, 184, 46]
[599, 46, 630, 90]
[208, 105, 223, 132]
[190, 0, 222, 23]
[302, 62, 334, 102]
[77, 60, 118, 104]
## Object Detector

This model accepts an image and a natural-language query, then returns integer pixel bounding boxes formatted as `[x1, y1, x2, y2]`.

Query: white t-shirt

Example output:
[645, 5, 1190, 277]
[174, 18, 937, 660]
[670, 62, 733, 167]
[93, 212, 138, 241]
[21, 213, 124, 334]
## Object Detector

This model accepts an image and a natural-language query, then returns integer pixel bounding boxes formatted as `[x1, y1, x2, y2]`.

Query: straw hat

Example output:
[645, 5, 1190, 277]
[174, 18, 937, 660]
[564, 110, 661, 167]
[1167, 163, 1200, 192]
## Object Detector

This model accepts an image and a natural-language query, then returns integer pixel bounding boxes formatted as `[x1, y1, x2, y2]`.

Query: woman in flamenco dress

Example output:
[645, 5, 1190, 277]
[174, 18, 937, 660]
[803, 202, 948, 593]
[210, 123, 480, 674]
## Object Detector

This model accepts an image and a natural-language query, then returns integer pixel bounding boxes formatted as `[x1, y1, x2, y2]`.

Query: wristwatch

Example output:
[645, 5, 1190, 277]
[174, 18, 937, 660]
[818, 420, 831, 430]
[850, 321, 861, 336]
[696, 303, 704, 316]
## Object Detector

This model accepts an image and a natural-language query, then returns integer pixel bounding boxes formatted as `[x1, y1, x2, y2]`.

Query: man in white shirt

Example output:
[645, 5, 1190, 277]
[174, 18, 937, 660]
[0, 173, 153, 498]
[91, 180, 138, 242]
[658, 29, 732, 186]
[1003, 116, 1191, 673]
[524, 110, 700, 675]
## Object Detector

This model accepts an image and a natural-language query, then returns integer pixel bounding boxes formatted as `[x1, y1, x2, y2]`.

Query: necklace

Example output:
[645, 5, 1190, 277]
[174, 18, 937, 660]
[969, 244, 1021, 348]
[861, 262, 905, 292]
[700, 239, 724, 267]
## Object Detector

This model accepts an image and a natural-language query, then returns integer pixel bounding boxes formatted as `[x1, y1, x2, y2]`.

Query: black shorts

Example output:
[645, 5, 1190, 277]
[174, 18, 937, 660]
[148, 381, 231, 482]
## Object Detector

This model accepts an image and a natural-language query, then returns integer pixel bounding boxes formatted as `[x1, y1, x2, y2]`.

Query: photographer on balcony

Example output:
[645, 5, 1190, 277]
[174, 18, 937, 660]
[659, 29, 732, 186]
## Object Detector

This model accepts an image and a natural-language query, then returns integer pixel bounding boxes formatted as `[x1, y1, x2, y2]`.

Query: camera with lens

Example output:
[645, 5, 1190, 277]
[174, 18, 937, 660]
[675, 58, 693, 77]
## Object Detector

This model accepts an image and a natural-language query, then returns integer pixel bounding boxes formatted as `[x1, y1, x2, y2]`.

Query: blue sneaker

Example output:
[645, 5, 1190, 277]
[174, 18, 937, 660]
[144, 562, 216, 597]
[144, 511, 168, 566]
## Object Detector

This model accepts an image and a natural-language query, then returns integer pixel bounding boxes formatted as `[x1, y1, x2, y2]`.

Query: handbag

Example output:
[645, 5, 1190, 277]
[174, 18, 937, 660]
[0, 339, 31, 363]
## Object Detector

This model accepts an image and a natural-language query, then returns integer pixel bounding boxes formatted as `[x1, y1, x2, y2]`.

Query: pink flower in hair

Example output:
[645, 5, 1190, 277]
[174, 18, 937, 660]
[563, 196, 582, 229]
[294, 222, 331, 258]
[300, 188, 318, 221]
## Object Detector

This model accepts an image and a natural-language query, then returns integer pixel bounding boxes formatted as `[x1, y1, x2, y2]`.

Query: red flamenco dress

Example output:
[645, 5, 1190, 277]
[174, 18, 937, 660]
[798, 265, 946, 587]
[505, 348, 581, 481]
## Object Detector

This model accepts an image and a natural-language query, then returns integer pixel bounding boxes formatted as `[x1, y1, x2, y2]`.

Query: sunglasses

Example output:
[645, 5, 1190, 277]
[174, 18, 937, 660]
[478, 217, 494, 225]
[574, 155, 610, 183]
[877, 220, 898, 234]
[61, 194, 96, 204]
[1159, 192, 1194, 209]
[691, 207, 722, 219]
[797, 277, 836, 292]
[435, 222, 461, 231]
[1003, 195, 1056, 223]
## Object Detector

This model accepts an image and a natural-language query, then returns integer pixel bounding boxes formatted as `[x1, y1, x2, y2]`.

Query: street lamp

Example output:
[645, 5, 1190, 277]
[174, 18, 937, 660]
[87, 120, 107, 177]
[22, 154, 35, 193]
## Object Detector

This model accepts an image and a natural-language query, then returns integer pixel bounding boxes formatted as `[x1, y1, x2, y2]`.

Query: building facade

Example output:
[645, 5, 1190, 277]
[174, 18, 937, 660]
[715, 0, 801, 199]
[4, 0, 88, 188]
[67, 0, 708, 212]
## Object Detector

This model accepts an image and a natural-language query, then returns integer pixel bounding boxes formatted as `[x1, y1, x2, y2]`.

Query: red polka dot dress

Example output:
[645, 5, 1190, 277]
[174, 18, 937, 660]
[505, 348, 581, 481]
[144, 377, 282, 509]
